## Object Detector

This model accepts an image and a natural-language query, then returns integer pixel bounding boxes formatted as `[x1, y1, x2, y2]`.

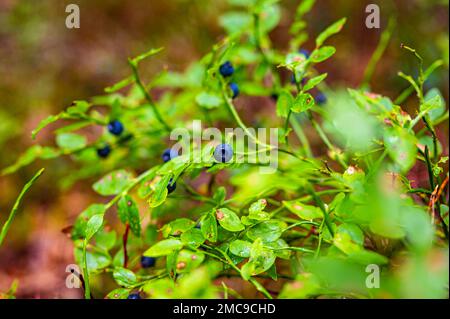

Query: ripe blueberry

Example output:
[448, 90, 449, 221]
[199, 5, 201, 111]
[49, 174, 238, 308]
[219, 61, 234, 77]
[229, 82, 239, 99]
[214, 143, 233, 163]
[316, 92, 327, 105]
[270, 93, 278, 101]
[167, 178, 176, 194]
[107, 120, 124, 136]
[140, 256, 156, 268]
[97, 145, 111, 158]
[127, 293, 141, 299]
[162, 148, 178, 163]
[299, 49, 310, 58]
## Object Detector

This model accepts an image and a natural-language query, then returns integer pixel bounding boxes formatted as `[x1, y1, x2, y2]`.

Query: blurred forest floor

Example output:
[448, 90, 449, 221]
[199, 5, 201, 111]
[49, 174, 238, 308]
[0, 0, 448, 298]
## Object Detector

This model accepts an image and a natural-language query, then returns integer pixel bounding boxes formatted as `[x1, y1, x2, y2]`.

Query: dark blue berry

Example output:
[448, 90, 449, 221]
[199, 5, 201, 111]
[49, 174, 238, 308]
[219, 61, 234, 77]
[140, 256, 156, 268]
[290, 74, 296, 84]
[97, 145, 111, 158]
[315, 92, 327, 105]
[299, 49, 310, 58]
[195, 223, 201, 229]
[214, 144, 233, 163]
[229, 83, 239, 99]
[270, 93, 278, 101]
[162, 148, 178, 163]
[167, 178, 176, 194]
[127, 293, 141, 299]
[107, 120, 124, 136]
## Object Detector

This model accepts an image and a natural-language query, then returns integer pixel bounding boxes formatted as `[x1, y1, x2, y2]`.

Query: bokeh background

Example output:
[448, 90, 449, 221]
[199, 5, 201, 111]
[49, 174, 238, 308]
[0, 0, 448, 298]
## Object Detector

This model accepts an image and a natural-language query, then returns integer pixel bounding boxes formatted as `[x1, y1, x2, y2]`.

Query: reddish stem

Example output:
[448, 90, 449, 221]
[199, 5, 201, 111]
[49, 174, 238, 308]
[123, 223, 130, 268]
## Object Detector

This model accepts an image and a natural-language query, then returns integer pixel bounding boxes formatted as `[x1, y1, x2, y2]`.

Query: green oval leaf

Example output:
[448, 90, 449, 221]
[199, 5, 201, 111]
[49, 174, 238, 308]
[85, 214, 104, 241]
[310, 46, 336, 63]
[117, 195, 141, 237]
[56, 133, 87, 151]
[93, 170, 133, 196]
[216, 208, 245, 232]
[247, 220, 287, 243]
[113, 267, 137, 288]
[144, 239, 183, 257]
[229, 240, 252, 257]
[180, 228, 205, 248]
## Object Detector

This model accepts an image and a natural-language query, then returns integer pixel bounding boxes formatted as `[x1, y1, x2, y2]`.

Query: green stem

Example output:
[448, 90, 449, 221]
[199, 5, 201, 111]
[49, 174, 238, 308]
[362, 17, 395, 88]
[82, 239, 91, 299]
[290, 114, 313, 157]
[423, 146, 435, 190]
[212, 246, 273, 299]
[129, 60, 171, 132]
[307, 186, 334, 237]
[220, 82, 273, 149]
[0, 168, 44, 247]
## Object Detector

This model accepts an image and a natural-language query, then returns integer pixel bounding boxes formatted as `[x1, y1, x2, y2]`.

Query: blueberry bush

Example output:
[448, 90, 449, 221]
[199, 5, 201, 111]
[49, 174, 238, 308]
[1, 0, 448, 299]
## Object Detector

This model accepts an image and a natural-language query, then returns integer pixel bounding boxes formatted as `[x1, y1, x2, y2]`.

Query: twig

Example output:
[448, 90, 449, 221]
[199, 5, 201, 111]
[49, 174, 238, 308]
[123, 223, 130, 268]
[0, 168, 44, 247]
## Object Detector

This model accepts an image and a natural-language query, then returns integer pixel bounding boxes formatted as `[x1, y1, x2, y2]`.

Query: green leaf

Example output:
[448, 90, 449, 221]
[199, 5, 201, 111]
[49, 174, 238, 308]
[195, 91, 223, 109]
[2, 146, 60, 175]
[247, 220, 287, 243]
[66, 100, 90, 115]
[422, 88, 446, 122]
[336, 223, 364, 246]
[347, 250, 388, 265]
[219, 12, 252, 34]
[105, 76, 134, 93]
[161, 218, 195, 237]
[117, 195, 141, 237]
[113, 267, 137, 287]
[384, 127, 417, 172]
[93, 170, 133, 196]
[229, 240, 252, 257]
[315, 17, 346, 47]
[265, 239, 291, 259]
[75, 244, 111, 272]
[241, 238, 276, 280]
[72, 204, 106, 240]
[85, 214, 104, 241]
[276, 90, 294, 118]
[248, 199, 270, 220]
[175, 249, 205, 273]
[0, 168, 44, 247]
[310, 46, 336, 63]
[249, 199, 267, 214]
[31, 115, 60, 139]
[333, 231, 362, 255]
[259, 4, 281, 32]
[291, 93, 315, 113]
[201, 212, 218, 242]
[303, 73, 327, 91]
[283, 201, 322, 220]
[130, 47, 163, 65]
[144, 239, 183, 257]
[216, 208, 245, 232]
[180, 228, 205, 248]
[148, 175, 172, 208]
[94, 230, 116, 251]
[213, 187, 226, 205]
